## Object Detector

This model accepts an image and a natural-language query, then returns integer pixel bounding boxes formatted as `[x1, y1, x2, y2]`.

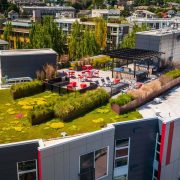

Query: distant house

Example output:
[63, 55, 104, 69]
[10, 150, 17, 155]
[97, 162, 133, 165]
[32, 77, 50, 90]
[0, 39, 8, 50]
[0, 49, 57, 85]
[8, 10, 19, 20]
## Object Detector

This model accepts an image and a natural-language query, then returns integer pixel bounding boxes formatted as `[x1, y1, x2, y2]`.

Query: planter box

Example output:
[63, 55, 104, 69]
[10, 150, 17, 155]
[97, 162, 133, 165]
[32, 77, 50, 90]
[111, 76, 180, 114]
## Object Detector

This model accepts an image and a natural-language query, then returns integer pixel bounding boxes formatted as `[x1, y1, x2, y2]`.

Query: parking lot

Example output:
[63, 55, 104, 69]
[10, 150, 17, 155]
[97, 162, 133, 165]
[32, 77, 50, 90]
[138, 86, 180, 120]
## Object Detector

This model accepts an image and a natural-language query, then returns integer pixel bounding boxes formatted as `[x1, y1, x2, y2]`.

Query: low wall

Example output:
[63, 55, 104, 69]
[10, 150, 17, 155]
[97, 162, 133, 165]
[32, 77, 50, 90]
[111, 76, 180, 114]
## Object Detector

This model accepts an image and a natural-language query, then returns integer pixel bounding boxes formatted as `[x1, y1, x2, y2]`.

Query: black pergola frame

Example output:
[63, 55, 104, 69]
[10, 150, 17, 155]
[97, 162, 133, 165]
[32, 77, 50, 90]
[104, 48, 164, 78]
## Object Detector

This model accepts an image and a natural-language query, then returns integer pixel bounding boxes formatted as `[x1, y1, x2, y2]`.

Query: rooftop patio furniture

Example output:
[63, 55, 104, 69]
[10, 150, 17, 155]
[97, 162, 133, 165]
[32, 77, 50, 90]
[80, 83, 87, 89]
[106, 77, 113, 85]
[101, 78, 111, 87]
[71, 81, 77, 87]
[111, 82, 129, 95]
[114, 78, 120, 84]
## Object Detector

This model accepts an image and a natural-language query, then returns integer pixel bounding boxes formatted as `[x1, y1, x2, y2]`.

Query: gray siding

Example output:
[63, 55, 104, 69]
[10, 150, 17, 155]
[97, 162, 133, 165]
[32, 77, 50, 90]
[0, 141, 39, 180]
[40, 127, 115, 180]
[114, 118, 159, 180]
[1, 53, 57, 79]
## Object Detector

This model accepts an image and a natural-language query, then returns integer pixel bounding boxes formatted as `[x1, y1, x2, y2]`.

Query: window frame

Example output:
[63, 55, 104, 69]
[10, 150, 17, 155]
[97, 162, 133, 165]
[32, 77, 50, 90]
[79, 146, 109, 180]
[17, 159, 38, 180]
[114, 138, 130, 180]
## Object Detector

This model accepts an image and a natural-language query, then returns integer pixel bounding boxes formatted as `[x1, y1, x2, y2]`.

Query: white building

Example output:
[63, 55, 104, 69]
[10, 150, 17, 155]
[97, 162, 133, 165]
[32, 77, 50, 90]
[91, 9, 121, 18]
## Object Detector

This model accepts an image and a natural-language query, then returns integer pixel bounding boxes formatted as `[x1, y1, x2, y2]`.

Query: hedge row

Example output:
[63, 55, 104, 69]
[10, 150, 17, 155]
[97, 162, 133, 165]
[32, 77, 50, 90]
[28, 88, 109, 125]
[110, 94, 134, 106]
[54, 88, 110, 121]
[11, 80, 43, 99]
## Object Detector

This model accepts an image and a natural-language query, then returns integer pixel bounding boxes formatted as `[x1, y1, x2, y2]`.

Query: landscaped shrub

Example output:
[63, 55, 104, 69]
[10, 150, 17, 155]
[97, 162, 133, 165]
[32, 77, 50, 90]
[164, 69, 180, 79]
[110, 94, 134, 106]
[28, 95, 60, 125]
[54, 88, 110, 121]
[29, 105, 54, 125]
[11, 80, 43, 99]
[92, 56, 112, 69]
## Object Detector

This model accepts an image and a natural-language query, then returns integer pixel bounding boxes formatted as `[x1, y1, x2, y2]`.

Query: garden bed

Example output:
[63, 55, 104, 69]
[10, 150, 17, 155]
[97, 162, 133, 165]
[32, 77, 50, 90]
[111, 69, 180, 114]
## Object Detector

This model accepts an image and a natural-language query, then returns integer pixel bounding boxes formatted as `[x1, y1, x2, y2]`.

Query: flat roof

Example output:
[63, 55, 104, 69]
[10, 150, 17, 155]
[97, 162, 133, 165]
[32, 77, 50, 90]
[0, 39, 8, 45]
[23, 6, 75, 10]
[3, 21, 32, 28]
[136, 28, 180, 36]
[0, 49, 57, 56]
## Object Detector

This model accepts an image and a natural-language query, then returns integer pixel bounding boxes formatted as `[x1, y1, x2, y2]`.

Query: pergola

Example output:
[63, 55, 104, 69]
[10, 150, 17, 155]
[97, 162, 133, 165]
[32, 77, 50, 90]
[104, 48, 164, 78]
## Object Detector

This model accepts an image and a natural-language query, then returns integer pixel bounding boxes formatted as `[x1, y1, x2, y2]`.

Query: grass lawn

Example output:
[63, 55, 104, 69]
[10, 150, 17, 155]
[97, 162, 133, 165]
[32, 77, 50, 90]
[0, 89, 142, 144]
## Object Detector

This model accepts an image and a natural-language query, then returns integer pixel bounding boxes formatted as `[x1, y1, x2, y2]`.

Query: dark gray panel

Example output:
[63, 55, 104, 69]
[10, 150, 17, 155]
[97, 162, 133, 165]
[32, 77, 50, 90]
[114, 118, 159, 180]
[1, 53, 57, 79]
[0, 142, 39, 180]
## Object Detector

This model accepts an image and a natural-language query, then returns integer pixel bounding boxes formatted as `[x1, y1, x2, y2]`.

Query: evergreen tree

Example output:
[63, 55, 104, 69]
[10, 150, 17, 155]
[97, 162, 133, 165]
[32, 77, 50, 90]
[3, 21, 12, 48]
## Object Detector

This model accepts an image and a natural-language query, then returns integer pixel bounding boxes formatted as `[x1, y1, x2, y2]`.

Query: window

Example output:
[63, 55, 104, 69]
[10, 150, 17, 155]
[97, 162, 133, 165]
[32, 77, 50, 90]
[17, 160, 37, 180]
[114, 138, 130, 180]
[116, 139, 129, 148]
[95, 148, 108, 179]
[115, 157, 128, 168]
[80, 147, 108, 180]
[114, 175, 127, 180]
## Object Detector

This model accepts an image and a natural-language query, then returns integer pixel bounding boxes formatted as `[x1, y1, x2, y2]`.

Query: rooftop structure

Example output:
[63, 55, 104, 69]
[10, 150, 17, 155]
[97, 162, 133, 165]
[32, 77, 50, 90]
[21, 6, 76, 18]
[91, 9, 121, 18]
[0, 49, 57, 85]
[136, 28, 180, 65]
[1, 113, 180, 180]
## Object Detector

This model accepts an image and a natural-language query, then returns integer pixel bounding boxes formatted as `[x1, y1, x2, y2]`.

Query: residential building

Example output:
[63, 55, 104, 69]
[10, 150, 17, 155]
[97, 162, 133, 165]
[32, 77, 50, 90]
[8, 10, 19, 20]
[8, 0, 46, 7]
[0, 39, 8, 50]
[91, 9, 121, 19]
[55, 18, 129, 50]
[21, 6, 76, 18]
[136, 29, 180, 66]
[1, 116, 180, 180]
[0, 49, 57, 85]
[0, 19, 32, 48]
[132, 10, 157, 19]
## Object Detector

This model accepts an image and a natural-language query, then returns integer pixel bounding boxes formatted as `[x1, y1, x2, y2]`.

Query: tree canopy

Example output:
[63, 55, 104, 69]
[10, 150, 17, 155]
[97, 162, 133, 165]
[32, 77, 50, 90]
[120, 24, 148, 48]
[29, 16, 65, 55]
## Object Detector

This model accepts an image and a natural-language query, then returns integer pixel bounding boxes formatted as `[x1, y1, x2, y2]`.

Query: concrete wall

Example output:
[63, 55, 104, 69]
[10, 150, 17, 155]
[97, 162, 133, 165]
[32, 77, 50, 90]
[0, 140, 39, 180]
[114, 118, 159, 180]
[136, 31, 180, 65]
[160, 118, 180, 180]
[39, 126, 115, 180]
[0, 53, 57, 79]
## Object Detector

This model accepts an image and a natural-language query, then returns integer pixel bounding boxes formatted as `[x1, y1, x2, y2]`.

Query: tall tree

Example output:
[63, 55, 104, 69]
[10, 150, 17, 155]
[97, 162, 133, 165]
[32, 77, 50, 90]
[120, 24, 148, 48]
[0, 0, 8, 12]
[29, 16, 65, 55]
[95, 17, 107, 51]
[3, 21, 12, 48]
[68, 21, 100, 60]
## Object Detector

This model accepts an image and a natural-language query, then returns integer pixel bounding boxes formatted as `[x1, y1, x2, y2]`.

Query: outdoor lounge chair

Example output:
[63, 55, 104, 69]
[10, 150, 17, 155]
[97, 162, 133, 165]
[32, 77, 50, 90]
[101, 78, 111, 87]
[106, 77, 113, 85]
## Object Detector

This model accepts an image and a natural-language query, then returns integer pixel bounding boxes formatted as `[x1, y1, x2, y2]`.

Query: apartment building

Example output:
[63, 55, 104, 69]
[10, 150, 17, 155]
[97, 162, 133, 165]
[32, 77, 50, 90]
[21, 6, 76, 18]
[0, 116, 180, 180]
[55, 18, 129, 50]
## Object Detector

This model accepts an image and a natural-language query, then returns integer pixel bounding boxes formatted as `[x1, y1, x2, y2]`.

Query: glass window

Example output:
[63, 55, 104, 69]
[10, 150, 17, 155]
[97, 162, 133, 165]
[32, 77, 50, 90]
[80, 152, 94, 173]
[114, 175, 127, 180]
[95, 147, 107, 179]
[18, 160, 36, 172]
[17, 160, 37, 180]
[116, 148, 128, 158]
[115, 157, 128, 168]
[116, 139, 129, 148]
[154, 169, 158, 178]
[19, 171, 36, 180]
